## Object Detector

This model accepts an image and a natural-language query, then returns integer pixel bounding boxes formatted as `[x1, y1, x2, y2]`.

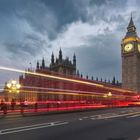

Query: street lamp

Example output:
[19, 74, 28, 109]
[6, 80, 21, 93]
[108, 92, 112, 97]
[6, 80, 21, 110]
[103, 92, 112, 98]
[102, 92, 113, 107]
[6, 80, 21, 101]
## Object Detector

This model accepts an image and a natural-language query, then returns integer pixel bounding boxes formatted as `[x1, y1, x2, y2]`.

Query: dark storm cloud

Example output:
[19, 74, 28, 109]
[41, 0, 88, 26]
[0, 0, 22, 15]
[0, 0, 90, 61]
[4, 32, 48, 61]
[15, 1, 58, 40]
[64, 32, 121, 80]
[4, 42, 37, 58]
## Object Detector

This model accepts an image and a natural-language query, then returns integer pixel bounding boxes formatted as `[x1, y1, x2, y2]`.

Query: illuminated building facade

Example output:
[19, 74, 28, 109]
[121, 16, 140, 92]
[19, 66, 136, 104]
[19, 50, 118, 102]
[19, 49, 77, 101]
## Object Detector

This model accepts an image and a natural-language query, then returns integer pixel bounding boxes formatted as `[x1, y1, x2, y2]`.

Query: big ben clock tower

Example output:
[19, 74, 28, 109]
[121, 16, 140, 92]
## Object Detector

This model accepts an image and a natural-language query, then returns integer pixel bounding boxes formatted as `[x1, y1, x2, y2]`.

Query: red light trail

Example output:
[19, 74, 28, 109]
[0, 66, 140, 115]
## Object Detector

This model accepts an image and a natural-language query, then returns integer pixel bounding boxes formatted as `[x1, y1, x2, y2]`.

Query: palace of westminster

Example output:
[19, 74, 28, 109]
[1, 15, 140, 102]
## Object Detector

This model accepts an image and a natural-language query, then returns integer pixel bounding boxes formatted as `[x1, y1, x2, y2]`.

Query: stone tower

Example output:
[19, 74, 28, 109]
[50, 49, 76, 75]
[121, 16, 140, 92]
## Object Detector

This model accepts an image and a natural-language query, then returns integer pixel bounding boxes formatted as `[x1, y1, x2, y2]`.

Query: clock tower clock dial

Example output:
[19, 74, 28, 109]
[121, 16, 140, 92]
[138, 44, 140, 52]
[124, 43, 133, 52]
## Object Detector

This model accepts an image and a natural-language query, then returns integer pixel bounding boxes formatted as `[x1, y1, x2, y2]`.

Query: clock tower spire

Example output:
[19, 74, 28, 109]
[125, 15, 137, 38]
[121, 15, 140, 92]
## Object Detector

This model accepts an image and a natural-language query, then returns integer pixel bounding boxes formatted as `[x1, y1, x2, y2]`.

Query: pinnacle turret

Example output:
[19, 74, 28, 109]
[59, 48, 62, 61]
[36, 61, 39, 69]
[73, 53, 76, 67]
[125, 15, 137, 38]
[51, 52, 54, 64]
[42, 57, 45, 69]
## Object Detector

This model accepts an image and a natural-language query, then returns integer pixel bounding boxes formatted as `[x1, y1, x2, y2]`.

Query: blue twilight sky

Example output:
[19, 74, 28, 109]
[0, 0, 140, 85]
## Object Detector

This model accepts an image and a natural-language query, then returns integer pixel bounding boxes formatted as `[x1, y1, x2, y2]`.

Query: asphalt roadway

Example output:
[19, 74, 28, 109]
[1, 107, 140, 140]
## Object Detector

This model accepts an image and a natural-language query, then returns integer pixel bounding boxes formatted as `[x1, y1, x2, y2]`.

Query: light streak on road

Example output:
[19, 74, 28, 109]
[3, 87, 134, 100]
[0, 66, 137, 94]
[4, 88, 99, 97]
[22, 86, 136, 99]
[0, 66, 104, 87]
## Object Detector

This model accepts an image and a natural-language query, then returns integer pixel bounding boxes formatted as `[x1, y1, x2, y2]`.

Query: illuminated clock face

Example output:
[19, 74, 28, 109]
[138, 44, 140, 52]
[124, 43, 133, 52]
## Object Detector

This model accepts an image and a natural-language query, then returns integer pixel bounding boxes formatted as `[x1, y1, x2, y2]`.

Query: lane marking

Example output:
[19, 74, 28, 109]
[90, 111, 140, 120]
[90, 113, 117, 119]
[91, 115, 118, 120]
[127, 114, 140, 118]
[90, 113, 116, 118]
[99, 114, 127, 120]
[83, 116, 88, 119]
[120, 111, 130, 113]
[0, 121, 69, 135]
[91, 118, 96, 120]
[79, 118, 83, 121]
[0, 121, 60, 132]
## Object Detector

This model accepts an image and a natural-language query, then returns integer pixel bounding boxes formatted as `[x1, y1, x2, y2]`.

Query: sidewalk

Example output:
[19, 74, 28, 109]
[0, 110, 23, 118]
[0, 105, 110, 119]
[0, 104, 128, 119]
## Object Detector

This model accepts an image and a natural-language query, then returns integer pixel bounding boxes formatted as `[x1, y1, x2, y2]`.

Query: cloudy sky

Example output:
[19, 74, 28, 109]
[0, 0, 140, 85]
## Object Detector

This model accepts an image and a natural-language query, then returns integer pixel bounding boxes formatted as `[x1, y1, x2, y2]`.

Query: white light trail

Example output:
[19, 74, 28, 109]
[0, 66, 137, 94]
[0, 66, 104, 87]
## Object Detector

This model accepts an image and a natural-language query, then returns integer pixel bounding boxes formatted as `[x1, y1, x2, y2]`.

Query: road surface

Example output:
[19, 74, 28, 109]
[0, 107, 140, 140]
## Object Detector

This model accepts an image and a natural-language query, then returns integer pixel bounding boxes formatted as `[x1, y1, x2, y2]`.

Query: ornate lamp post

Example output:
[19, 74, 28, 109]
[6, 80, 21, 101]
[108, 92, 112, 97]
[103, 92, 112, 98]
[103, 92, 112, 107]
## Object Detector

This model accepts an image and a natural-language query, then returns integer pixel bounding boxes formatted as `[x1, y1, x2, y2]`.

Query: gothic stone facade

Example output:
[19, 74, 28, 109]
[36, 49, 76, 76]
[121, 16, 140, 92]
